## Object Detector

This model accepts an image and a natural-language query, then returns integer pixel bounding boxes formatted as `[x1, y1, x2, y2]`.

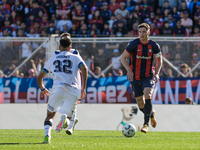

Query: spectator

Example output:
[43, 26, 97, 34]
[39, 0, 51, 18]
[110, 49, 122, 76]
[167, 13, 175, 27]
[89, 10, 103, 30]
[40, 29, 47, 37]
[181, 11, 193, 34]
[79, 0, 91, 21]
[89, 23, 101, 35]
[0, 1, 10, 19]
[194, 5, 200, 25]
[108, 14, 116, 29]
[51, 14, 58, 27]
[12, 18, 21, 32]
[26, 27, 40, 37]
[177, 63, 193, 77]
[102, 22, 113, 37]
[40, 14, 49, 30]
[94, 46, 108, 70]
[162, 0, 172, 13]
[100, 2, 111, 24]
[26, 13, 35, 29]
[159, 0, 182, 9]
[93, 0, 105, 10]
[19, 42, 34, 61]
[56, 14, 72, 32]
[46, 20, 56, 35]
[171, 43, 186, 60]
[185, 97, 196, 105]
[166, 69, 174, 77]
[161, 20, 174, 36]
[36, 10, 44, 22]
[56, 0, 71, 19]
[82, 53, 94, 73]
[2, 0, 10, 12]
[163, 8, 170, 20]
[114, 2, 130, 24]
[113, 20, 128, 37]
[189, 0, 200, 15]
[88, 6, 96, 21]
[20, 22, 27, 35]
[127, 10, 141, 30]
[72, 4, 85, 29]
[192, 26, 200, 57]
[191, 52, 199, 68]
[172, 6, 180, 21]
[173, 19, 189, 36]
[68, 22, 79, 37]
[49, 0, 59, 16]
[172, 53, 183, 69]
[0, 18, 16, 37]
[77, 23, 90, 37]
[109, 0, 120, 15]
[145, 11, 156, 25]
[33, 21, 41, 34]
[150, 23, 160, 36]
[112, 13, 125, 30]
[31, 1, 47, 20]
[11, 0, 24, 19]
[179, 1, 190, 14]
[125, 0, 135, 13]
[92, 66, 105, 78]
[127, 23, 138, 37]
[154, 14, 164, 30]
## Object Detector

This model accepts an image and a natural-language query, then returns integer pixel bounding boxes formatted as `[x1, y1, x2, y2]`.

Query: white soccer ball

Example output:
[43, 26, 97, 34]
[122, 124, 136, 137]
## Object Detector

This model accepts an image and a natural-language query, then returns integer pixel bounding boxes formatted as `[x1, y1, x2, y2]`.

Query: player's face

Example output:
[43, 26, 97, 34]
[138, 27, 149, 40]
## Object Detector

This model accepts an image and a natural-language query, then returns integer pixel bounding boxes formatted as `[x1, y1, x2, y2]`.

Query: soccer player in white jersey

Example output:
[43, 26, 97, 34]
[37, 33, 88, 144]
[54, 38, 80, 134]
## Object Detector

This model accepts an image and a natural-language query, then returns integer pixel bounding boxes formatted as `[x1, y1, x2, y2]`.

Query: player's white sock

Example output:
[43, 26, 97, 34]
[44, 125, 52, 138]
[44, 120, 53, 138]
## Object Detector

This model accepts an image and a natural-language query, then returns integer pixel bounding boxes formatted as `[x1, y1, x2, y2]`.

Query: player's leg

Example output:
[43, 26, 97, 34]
[43, 88, 64, 143]
[57, 91, 78, 135]
[135, 95, 145, 114]
[43, 110, 56, 143]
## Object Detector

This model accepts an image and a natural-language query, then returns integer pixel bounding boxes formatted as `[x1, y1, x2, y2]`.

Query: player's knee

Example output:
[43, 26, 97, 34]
[144, 94, 152, 99]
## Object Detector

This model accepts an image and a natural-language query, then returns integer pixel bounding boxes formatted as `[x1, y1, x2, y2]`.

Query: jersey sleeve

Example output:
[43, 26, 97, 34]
[153, 42, 162, 58]
[76, 55, 86, 69]
[125, 40, 136, 54]
[42, 57, 53, 73]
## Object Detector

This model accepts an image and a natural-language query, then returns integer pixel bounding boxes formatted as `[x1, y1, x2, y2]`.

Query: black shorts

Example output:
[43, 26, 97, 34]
[131, 76, 155, 98]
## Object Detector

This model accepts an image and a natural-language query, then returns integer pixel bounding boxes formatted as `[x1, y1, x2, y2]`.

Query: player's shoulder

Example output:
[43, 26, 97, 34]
[127, 38, 139, 47]
[70, 49, 79, 55]
[149, 39, 159, 46]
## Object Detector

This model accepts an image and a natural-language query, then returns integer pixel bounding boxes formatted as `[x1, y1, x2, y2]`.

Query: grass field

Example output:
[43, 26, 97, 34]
[0, 130, 200, 150]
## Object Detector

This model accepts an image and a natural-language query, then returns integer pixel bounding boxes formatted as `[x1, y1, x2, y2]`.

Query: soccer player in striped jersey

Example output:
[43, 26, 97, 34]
[37, 33, 88, 143]
[121, 23, 163, 133]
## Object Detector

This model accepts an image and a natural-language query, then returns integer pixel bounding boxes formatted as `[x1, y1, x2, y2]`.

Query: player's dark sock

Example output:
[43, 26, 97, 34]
[144, 99, 152, 125]
[139, 108, 144, 114]
[150, 111, 154, 118]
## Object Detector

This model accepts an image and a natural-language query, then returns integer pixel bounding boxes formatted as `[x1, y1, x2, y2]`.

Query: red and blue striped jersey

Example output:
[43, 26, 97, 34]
[126, 38, 161, 80]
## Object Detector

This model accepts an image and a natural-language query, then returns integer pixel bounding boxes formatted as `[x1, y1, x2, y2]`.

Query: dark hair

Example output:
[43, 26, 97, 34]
[60, 33, 72, 48]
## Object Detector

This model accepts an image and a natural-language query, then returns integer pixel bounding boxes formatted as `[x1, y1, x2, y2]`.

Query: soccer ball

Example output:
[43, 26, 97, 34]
[122, 124, 136, 137]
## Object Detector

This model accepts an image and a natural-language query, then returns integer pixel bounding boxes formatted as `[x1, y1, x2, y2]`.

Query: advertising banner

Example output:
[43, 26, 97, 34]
[0, 77, 199, 104]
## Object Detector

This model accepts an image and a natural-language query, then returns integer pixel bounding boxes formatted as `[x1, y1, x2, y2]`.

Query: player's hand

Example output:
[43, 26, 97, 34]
[153, 74, 160, 83]
[127, 70, 134, 81]
[41, 89, 51, 97]
[80, 88, 86, 100]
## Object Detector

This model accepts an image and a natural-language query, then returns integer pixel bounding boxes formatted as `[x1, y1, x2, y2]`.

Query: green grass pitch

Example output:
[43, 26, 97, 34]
[0, 130, 200, 150]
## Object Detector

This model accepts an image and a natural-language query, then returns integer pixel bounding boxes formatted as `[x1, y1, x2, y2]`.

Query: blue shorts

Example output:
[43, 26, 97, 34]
[131, 76, 155, 98]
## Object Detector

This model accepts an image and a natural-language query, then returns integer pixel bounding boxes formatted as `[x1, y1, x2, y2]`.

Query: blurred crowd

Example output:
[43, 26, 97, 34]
[0, 0, 200, 37]
[0, 0, 200, 78]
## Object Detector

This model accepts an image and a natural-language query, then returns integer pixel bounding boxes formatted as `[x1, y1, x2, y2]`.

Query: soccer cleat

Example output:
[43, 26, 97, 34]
[63, 118, 70, 129]
[56, 114, 67, 133]
[66, 118, 79, 135]
[43, 135, 50, 144]
[150, 110, 157, 128]
[141, 124, 149, 133]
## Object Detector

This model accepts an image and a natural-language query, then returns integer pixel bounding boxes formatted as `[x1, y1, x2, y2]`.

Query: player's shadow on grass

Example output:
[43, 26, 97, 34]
[0, 143, 44, 145]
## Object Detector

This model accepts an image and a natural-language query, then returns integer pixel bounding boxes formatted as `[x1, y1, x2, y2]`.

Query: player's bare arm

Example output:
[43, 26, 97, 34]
[80, 63, 88, 100]
[154, 54, 163, 83]
[37, 71, 50, 97]
[121, 50, 133, 81]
